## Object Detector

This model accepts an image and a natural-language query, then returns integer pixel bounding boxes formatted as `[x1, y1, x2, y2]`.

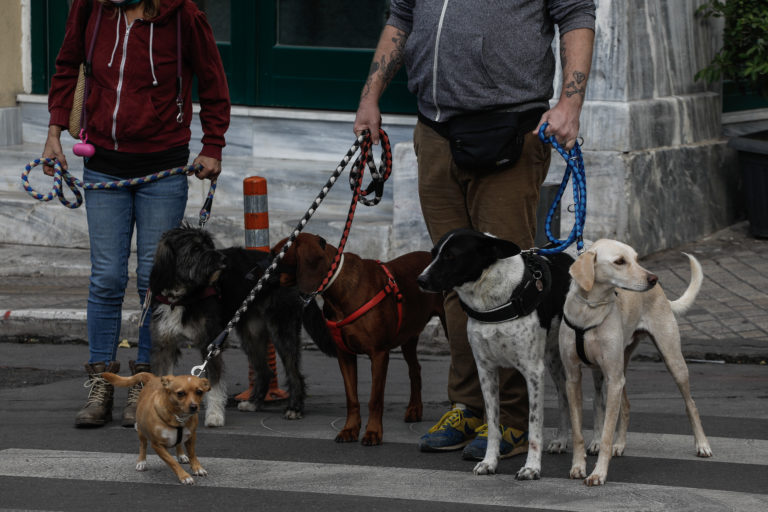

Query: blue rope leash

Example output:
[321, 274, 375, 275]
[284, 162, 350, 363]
[22, 158, 215, 227]
[536, 123, 587, 255]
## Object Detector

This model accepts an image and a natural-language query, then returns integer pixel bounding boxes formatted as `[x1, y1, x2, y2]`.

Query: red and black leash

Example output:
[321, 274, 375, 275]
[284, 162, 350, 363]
[191, 129, 392, 377]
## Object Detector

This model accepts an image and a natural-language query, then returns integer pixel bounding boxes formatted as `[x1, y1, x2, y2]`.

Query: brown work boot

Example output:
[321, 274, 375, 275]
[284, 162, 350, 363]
[74, 361, 120, 428]
[121, 360, 150, 427]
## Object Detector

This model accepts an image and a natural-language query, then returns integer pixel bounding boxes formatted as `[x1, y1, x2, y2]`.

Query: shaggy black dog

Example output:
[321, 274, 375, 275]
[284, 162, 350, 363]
[149, 224, 335, 427]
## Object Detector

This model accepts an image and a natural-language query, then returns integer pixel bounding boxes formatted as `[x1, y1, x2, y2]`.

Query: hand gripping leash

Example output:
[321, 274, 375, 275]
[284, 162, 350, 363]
[191, 129, 392, 377]
[535, 123, 587, 255]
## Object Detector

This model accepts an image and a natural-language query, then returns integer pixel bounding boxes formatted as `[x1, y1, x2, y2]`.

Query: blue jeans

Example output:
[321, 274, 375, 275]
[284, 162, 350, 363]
[84, 167, 188, 365]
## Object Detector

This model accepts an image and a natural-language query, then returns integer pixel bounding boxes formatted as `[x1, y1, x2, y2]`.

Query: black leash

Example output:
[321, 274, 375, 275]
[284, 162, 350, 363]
[190, 129, 392, 377]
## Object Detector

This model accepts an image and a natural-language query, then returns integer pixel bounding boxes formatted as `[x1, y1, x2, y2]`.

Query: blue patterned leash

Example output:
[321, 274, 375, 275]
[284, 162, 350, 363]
[21, 158, 215, 227]
[536, 123, 587, 255]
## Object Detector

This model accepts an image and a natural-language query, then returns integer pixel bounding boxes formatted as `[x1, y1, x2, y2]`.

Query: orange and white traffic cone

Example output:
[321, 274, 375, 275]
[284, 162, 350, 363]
[235, 176, 288, 402]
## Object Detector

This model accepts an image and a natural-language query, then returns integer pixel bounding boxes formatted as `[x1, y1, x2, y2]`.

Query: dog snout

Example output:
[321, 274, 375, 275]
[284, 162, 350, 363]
[647, 273, 658, 287]
[189, 402, 198, 412]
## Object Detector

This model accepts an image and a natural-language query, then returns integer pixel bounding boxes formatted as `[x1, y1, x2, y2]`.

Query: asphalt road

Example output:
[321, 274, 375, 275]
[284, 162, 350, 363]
[1, 342, 767, 511]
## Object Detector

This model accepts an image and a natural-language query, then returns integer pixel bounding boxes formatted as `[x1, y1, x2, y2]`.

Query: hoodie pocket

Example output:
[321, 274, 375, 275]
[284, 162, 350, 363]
[113, 87, 164, 142]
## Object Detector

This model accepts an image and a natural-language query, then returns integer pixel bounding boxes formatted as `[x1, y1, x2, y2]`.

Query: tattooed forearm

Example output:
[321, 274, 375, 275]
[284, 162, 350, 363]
[564, 71, 587, 98]
[361, 28, 407, 100]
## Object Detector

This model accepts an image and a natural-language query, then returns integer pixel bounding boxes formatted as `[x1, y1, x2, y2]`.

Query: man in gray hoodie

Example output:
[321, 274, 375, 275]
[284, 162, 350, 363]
[354, 0, 595, 461]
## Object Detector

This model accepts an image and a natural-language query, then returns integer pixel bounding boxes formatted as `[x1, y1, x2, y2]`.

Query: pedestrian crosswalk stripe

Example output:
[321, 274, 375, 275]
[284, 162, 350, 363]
[1, 449, 767, 511]
[194, 421, 768, 467]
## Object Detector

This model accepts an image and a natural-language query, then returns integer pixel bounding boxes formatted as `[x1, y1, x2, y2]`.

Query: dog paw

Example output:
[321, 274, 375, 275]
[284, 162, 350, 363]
[697, 444, 713, 458]
[361, 431, 383, 446]
[473, 461, 497, 476]
[587, 440, 601, 456]
[204, 410, 225, 428]
[612, 444, 625, 457]
[177, 454, 190, 464]
[192, 467, 208, 477]
[237, 401, 258, 412]
[180, 475, 195, 485]
[584, 472, 606, 486]
[546, 439, 568, 454]
[334, 430, 359, 443]
[515, 467, 541, 481]
[569, 465, 586, 479]
[283, 409, 303, 420]
[135, 461, 147, 472]
[404, 406, 422, 423]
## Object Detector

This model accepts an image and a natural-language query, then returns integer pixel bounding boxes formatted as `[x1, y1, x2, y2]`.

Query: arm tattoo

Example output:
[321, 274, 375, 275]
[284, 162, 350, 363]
[564, 71, 586, 98]
[361, 29, 407, 99]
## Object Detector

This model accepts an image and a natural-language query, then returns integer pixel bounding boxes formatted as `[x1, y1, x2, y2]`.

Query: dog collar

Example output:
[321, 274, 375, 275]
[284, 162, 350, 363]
[572, 291, 616, 308]
[323, 253, 345, 291]
[460, 253, 551, 323]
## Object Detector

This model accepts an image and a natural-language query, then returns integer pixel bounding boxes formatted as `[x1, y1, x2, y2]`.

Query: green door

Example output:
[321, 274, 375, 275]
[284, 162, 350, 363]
[32, 0, 414, 113]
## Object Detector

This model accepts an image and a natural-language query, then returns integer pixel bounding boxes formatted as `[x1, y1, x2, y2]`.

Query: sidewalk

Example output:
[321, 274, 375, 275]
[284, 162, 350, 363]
[1, 220, 767, 363]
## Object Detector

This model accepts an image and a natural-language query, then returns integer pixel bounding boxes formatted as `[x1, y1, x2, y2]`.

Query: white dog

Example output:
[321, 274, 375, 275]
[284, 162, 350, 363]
[560, 239, 713, 486]
[418, 228, 576, 480]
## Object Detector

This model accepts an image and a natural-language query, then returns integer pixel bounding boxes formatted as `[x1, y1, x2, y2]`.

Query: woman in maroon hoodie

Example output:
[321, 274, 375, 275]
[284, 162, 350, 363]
[41, 0, 230, 428]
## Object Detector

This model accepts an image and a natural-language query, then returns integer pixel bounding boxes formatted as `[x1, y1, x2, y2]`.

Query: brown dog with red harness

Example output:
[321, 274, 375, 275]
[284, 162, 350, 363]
[273, 232, 445, 446]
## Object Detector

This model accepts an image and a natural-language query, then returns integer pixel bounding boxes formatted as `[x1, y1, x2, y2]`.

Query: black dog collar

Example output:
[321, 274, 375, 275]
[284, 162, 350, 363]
[460, 253, 551, 324]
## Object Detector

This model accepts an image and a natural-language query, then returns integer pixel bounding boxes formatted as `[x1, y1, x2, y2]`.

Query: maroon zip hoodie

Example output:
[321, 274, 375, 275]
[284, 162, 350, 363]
[48, 0, 230, 160]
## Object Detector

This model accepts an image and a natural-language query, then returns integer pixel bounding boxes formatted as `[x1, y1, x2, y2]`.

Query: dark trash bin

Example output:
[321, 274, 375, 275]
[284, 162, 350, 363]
[728, 131, 768, 239]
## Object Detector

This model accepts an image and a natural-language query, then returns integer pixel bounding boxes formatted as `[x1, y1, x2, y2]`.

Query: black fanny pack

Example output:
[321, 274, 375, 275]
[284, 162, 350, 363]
[420, 108, 545, 174]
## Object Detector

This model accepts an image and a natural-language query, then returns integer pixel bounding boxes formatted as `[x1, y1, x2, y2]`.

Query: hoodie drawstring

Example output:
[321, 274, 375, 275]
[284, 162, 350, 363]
[107, 8, 122, 68]
[149, 23, 158, 86]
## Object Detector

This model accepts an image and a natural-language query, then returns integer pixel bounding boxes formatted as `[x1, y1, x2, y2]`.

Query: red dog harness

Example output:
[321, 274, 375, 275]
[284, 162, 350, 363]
[325, 261, 403, 355]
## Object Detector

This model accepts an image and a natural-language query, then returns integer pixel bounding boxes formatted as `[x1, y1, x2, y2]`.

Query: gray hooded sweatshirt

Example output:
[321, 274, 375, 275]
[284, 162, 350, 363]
[387, 0, 596, 122]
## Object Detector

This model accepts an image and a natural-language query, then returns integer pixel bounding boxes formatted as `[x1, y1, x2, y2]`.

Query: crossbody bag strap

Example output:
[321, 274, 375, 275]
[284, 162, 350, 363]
[175, 9, 184, 123]
[81, 2, 103, 134]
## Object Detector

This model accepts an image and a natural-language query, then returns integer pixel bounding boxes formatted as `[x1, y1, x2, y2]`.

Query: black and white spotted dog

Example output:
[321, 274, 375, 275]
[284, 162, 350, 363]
[417, 228, 574, 480]
[149, 224, 335, 427]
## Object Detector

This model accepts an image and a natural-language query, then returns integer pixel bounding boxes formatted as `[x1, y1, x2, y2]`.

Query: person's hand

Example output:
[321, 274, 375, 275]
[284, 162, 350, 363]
[190, 154, 221, 181]
[353, 100, 382, 144]
[42, 125, 68, 176]
[533, 102, 582, 151]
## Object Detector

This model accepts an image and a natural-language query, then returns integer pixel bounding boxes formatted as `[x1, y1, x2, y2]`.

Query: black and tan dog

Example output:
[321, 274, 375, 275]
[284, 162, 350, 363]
[149, 224, 335, 427]
[103, 372, 210, 485]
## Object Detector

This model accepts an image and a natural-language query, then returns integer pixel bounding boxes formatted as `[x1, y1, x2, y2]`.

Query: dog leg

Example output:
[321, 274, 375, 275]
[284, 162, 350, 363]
[151, 441, 195, 485]
[204, 357, 227, 427]
[473, 365, 500, 476]
[613, 386, 630, 456]
[587, 369, 605, 455]
[175, 444, 189, 464]
[335, 351, 361, 443]
[237, 327, 271, 413]
[516, 361, 545, 481]
[136, 431, 149, 472]
[565, 365, 587, 480]
[653, 331, 713, 457]
[184, 431, 208, 477]
[545, 335, 569, 454]
[362, 351, 390, 446]
[271, 328, 307, 420]
[401, 336, 423, 423]
[585, 371, 624, 486]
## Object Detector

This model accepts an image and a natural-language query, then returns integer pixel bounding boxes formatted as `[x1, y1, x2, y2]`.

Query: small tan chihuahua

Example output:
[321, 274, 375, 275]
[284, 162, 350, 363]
[103, 372, 210, 485]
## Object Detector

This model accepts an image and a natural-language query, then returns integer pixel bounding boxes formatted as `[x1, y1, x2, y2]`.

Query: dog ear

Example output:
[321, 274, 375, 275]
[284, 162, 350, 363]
[198, 378, 211, 393]
[295, 237, 330, 294]
[491, 237, 522, 259]
[161, 376, 173, 390]
[570, 250, 596, 291]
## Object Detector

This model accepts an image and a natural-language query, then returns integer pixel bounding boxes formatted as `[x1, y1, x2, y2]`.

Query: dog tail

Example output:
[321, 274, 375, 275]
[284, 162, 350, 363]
[301, 299, 337, 358]
[102, 372, 154, 387]
[669, 253, 703, 316]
